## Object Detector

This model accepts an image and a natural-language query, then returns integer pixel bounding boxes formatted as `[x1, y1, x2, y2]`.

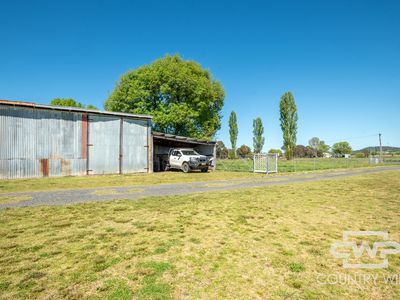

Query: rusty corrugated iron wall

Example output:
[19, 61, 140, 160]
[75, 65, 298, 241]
[0, 103, 151, 179]
[0, 106, 87, 179]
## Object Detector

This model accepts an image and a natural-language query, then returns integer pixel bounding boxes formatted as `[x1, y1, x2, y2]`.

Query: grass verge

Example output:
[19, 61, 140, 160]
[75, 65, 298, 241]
[0, 171, 267, 194]
[0, 171, 399, 299]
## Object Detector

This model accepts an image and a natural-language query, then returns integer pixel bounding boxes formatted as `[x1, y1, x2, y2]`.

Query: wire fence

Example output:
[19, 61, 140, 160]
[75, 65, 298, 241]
[216, 155, 399, 173]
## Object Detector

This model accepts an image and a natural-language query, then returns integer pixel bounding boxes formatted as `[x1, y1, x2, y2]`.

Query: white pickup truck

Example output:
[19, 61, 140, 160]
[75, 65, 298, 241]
[167, 148, 212, 173]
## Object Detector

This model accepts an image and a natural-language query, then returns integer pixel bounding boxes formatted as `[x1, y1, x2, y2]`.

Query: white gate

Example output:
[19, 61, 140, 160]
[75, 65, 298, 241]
[253, 153, 278, 173]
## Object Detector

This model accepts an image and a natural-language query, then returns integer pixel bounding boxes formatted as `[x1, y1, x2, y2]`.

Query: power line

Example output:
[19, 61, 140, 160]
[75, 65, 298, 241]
[324, 134, 379, 144]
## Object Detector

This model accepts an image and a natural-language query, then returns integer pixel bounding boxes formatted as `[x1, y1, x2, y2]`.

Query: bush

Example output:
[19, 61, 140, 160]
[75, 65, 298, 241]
[354, 153, 365, 158]
[268, 149, 282, 156]
[236, 145, 251, 158]
[228, 149, 236, 159]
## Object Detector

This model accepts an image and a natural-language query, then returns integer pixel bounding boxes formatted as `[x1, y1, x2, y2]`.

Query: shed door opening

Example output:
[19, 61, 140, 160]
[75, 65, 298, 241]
[122, 119, 148, 173]
[88, 115, 120, 174]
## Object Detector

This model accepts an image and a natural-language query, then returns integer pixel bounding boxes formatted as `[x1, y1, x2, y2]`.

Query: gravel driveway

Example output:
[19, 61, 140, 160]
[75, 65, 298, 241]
[1, 166, 399, 209]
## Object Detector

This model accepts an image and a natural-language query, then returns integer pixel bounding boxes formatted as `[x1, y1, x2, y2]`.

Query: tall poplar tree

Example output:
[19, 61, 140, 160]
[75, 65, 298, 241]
[279, 92, 298, 160]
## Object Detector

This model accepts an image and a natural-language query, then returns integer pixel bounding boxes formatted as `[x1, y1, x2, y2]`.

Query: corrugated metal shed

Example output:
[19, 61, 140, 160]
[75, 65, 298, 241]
[0, 100, 152, 179]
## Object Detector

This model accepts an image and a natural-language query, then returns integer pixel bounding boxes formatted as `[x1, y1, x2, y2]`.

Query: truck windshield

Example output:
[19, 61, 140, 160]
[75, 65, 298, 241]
[181, 150, 199, 155]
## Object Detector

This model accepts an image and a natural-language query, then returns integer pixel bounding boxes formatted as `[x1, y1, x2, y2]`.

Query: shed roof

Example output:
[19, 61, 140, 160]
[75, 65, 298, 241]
[153, 131, 216, 145]
[0, 99, 153, 120]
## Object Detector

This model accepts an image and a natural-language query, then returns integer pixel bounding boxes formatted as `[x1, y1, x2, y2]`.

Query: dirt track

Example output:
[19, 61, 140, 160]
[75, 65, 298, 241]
[1, 166, 399, 209]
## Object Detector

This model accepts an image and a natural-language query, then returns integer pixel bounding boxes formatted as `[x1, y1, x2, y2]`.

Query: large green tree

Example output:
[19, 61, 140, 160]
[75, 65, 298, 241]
[253, 117, 265, 154]
[228, 111, 238, 157]
[104, 54, 225, 139]
[279, 92, 298, 160]
[332, 141, 352, 155]
[318, 140, 330, 153]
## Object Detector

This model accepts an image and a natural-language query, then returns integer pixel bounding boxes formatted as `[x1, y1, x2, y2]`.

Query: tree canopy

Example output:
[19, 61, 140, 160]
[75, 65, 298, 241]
[279, 92, 298, 159]
[50, 98, 98, 110]
[236, 144, 251, 157]
[253, 117, 265, 154]
[308, 137, 320, 150]
[268, 148, 282, 156]
[332, 141, 352, 155]
[308, 137, 330, 156]
[51, 98, 84, 108]
[318, 140, 330, 153]
[104, 54, 225, 139]
[294, 145, 317, 158]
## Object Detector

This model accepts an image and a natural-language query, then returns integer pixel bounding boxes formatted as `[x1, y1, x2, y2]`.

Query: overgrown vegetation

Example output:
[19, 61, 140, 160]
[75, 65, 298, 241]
[0, 171, 399, 299]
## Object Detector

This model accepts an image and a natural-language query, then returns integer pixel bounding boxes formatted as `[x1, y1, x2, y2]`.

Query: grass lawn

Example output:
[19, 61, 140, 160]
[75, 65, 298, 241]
[216, 157, 378, 172]
[0, 171, 267, 194]
[0, 171, 400, 299]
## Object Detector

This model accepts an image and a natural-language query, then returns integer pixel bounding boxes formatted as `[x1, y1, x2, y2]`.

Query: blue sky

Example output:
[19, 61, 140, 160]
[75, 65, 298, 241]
[1, 0, 399, 150]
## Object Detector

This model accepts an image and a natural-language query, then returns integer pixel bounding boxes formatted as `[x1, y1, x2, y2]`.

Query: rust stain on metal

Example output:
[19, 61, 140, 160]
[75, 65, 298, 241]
[40, 159, 49, 177]
[82, 114, 88, 159]
[61, 159, 71, 175]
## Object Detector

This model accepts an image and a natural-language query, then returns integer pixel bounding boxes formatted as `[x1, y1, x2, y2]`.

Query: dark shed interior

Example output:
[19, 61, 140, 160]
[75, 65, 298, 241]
[152, 132, 216, 172]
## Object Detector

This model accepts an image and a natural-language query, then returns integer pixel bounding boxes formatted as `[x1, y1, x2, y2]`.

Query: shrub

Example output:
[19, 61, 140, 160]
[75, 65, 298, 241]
[228, 149, 236, 159]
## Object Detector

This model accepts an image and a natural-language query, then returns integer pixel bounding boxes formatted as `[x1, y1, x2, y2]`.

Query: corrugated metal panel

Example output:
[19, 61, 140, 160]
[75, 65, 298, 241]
[49, 159, 87, 177]
[87, 115, 120, 174]
[0, 106, 86, 179]
[122, 119, 148, 173]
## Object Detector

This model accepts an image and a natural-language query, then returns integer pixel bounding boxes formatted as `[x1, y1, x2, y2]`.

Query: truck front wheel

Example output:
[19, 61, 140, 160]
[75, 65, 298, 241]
[182, 162, 190, 173]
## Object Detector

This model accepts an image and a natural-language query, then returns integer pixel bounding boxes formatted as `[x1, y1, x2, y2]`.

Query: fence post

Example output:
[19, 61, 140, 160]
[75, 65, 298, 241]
[275, 154, 278, 173]
[253, 154, 255, 173]
[266, 154, 269, 174]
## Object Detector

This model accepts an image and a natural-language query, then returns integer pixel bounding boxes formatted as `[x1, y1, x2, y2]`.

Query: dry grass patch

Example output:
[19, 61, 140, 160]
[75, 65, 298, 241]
[0, 196, 32, 205]
[0, 171, 270, 194]
[0, 171, 399, 299]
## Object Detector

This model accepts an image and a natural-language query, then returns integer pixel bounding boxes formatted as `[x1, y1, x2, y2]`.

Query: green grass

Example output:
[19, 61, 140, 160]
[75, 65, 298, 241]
[0, 171, 400, 299]
[0, 171, 266, 194]
[278, 157, 373, 172]
[216, 157, 388, 172]
[0, 159, 394, 194]
[0, 196, 32, 205]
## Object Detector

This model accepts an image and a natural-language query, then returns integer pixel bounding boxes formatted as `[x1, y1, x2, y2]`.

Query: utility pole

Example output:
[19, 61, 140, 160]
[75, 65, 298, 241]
[379, 133, 383, 163]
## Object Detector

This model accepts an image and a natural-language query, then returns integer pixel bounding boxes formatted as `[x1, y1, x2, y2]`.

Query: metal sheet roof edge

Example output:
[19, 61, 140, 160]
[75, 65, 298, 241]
[152, 131, 216, 145]
[0, 99, 153, 120]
